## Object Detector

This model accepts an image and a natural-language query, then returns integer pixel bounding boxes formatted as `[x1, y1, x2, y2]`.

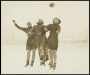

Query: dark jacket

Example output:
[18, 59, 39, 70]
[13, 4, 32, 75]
[15, 24, 36, 50]
[46, 24, 60, 50]
[30, 24, 47, 48]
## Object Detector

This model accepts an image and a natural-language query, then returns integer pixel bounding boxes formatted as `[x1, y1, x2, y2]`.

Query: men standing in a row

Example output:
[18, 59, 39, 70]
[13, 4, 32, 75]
[12, 18, 61, 70]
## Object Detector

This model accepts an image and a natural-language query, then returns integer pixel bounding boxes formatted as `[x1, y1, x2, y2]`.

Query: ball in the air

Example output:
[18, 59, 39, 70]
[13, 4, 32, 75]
[49, 3, 55, 8]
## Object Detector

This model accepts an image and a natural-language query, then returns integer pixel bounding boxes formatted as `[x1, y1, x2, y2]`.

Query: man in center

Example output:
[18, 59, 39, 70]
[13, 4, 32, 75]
[29, 19, 49, 65]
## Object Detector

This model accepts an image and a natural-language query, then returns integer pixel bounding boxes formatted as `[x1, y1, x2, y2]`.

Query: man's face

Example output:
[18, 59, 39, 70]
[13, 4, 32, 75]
[53, 18, 60, 24]
[27, 22, 32, 27]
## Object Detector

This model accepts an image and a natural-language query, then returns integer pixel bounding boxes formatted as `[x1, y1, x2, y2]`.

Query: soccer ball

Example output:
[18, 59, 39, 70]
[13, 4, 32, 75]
[49, 2, 55, 8]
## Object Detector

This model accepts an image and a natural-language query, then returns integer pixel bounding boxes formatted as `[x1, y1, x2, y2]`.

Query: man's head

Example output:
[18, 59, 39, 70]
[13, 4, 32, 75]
[27, 22, 32, 27]
[53, 18, 61, 25]
[37, 19, 44, 25]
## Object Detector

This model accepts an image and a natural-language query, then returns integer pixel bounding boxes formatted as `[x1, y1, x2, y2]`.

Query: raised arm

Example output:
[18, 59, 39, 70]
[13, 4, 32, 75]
[12, 20, 25, 31]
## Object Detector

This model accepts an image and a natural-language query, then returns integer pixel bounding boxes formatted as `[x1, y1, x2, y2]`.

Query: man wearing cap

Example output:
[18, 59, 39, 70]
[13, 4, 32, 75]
[30, 19, 49, 65]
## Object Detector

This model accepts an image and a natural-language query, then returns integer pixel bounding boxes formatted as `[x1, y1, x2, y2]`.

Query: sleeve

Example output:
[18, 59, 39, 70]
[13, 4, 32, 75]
[46, 24, 52, 30]
[44, 24, 52, 32]
[15, 24, 26, 31]
[56, 26, 61, 34]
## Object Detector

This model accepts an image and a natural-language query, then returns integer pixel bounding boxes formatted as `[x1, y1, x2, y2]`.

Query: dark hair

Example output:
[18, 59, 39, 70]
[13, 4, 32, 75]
[37, 19, 44, 25]
[27, 22, 32, 25]
[53, 18, 61, 24]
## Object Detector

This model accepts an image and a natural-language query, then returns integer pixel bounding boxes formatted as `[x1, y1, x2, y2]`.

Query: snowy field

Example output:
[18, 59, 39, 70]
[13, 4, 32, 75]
[1, 1, 89, 74]
[1, 43, 89, 74]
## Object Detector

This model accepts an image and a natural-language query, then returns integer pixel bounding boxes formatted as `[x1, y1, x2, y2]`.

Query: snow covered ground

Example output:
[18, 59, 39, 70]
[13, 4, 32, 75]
[1, 43, 89, 74]
[1, 1, 89, 74]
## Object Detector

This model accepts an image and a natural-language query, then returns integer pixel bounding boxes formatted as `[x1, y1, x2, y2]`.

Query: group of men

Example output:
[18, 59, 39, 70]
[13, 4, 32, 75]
[13, 18, 61, 70]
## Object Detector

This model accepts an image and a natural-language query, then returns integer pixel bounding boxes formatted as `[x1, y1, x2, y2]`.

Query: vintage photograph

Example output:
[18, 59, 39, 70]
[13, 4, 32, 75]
[1, 1, 89, 74]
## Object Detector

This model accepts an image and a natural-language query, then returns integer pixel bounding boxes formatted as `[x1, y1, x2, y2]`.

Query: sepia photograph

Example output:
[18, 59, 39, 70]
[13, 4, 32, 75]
[1, 1, 89, 74]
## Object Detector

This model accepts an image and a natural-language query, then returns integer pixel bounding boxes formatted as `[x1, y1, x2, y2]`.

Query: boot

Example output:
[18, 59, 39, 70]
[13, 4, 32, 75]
[40, 55, 44, 61]
[53, 63, 56, 70]
[43, 61, 45, 66]
[30, 61, 34, 67]
[25, 59, 29, 67]
[40, 61, 45, 66]
[46, 55, 49, 61]
[49, 62, 53, 68]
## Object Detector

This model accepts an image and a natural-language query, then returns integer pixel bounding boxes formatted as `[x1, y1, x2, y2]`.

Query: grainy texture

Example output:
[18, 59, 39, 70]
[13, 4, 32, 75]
[47, 24, 60, 50]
